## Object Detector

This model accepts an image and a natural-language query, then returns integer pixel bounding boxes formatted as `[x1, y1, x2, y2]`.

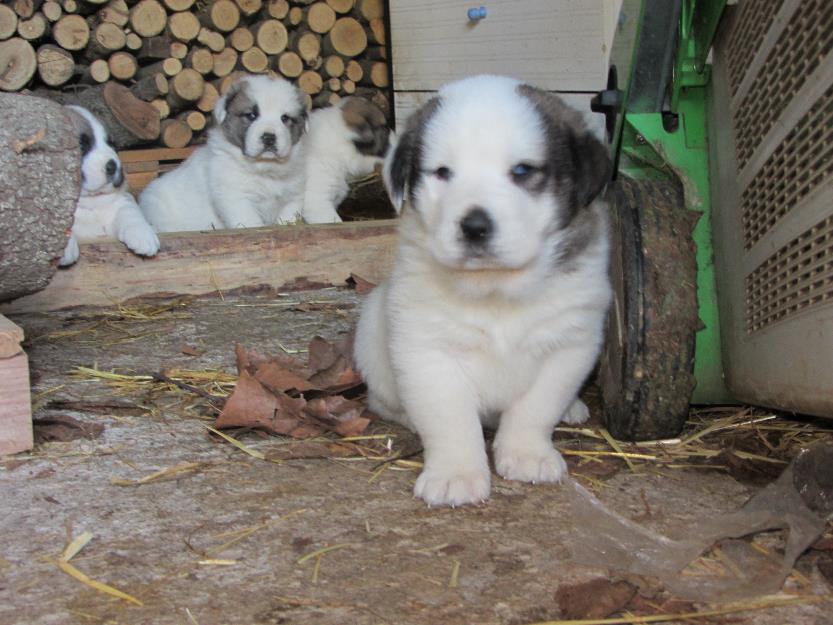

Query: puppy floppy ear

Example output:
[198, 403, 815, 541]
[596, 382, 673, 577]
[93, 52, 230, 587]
[517, 84, 612, 208]
[214, 79, 246, 124]
[568, 127, 612, 208]
[383, 97, 441, 212]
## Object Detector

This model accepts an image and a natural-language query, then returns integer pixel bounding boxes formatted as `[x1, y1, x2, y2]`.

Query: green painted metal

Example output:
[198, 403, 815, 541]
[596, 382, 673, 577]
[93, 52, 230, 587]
[617, 0, 731, 402]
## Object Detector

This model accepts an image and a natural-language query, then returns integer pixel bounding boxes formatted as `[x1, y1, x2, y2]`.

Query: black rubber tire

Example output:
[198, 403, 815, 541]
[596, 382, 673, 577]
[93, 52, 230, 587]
[599, 175, 701, 441]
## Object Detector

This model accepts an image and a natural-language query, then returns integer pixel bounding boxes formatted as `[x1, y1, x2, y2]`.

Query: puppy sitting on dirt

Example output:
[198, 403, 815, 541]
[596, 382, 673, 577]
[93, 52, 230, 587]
[139, 74, 308, 232]
[302, 96, 391, 223]
[59, 106, 159, 267]
[354, 75, 613, 507]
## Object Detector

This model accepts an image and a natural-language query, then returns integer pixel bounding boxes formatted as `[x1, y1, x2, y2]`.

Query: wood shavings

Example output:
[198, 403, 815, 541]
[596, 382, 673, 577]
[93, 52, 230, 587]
[14, 127, 47, 154]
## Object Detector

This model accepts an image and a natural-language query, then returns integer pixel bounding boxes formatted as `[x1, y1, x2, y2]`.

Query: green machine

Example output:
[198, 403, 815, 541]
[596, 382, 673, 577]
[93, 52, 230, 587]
[593, 0, 731, 440]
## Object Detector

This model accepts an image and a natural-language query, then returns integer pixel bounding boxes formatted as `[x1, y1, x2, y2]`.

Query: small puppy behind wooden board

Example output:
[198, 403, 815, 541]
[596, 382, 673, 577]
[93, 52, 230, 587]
[354, 75, 612, 507]
[60, 105, 159, 267]
[303, 96, 391, 223]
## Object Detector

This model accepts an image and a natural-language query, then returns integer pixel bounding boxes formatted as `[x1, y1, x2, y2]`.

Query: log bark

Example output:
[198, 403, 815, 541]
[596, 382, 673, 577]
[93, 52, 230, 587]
[34, 81, 160, 147]
[136, 56, 181, 78]
[0, 93, 80, 302]
[85, 21, 125, 58]
[36, 42, 74, 86]
[96, 0, 128, 27]
[0, 38, 36, 90]
[131, 71, 168, 100]
[312, 88, 339, 108]
[137, 34, 172, 61]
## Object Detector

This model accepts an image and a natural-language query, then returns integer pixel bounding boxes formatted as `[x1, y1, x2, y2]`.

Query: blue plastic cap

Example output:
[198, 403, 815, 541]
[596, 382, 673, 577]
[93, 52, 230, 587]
[467, 6, 487, 21]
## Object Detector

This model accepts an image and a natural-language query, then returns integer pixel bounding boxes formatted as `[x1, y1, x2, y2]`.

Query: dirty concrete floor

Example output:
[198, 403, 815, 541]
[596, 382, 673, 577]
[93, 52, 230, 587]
[2, 290, 831, 625]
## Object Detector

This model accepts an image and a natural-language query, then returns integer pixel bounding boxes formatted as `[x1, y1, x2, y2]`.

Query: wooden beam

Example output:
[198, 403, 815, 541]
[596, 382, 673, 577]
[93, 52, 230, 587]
[0, 314, 32, 456]
[1, 221, 398, 314]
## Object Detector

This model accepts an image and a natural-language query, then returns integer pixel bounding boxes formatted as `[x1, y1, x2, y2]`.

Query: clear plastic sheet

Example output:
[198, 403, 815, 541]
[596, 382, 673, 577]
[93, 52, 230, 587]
[565, 443, 833, 601]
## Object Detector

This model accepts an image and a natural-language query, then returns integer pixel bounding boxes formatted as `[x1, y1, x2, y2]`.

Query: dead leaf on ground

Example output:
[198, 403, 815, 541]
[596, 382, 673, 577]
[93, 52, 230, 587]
[33, 415, 105, 443]
[554, 578, 637, 620]
[181, 344, 203, 357]
[216, 336, 370, 439]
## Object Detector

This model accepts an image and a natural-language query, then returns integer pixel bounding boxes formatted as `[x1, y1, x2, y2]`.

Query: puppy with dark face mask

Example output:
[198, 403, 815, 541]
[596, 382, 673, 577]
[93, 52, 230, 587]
[139, 74, 308, 232]
[354, 75, 612, 507]
[59, 106, 159, 267]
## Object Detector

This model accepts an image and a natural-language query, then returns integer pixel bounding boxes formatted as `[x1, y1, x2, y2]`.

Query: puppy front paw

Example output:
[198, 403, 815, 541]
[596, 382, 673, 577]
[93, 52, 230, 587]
[120, 224, 160, 257]
[562, 399, 590, 425]
[414, 465, 490, 507]
[59, 237, 79, 267]
[494, 440, 567, 484]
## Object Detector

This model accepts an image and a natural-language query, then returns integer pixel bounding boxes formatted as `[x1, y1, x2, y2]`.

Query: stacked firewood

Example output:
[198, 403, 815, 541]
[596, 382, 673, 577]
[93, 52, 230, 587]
[0, 0, 389, 148]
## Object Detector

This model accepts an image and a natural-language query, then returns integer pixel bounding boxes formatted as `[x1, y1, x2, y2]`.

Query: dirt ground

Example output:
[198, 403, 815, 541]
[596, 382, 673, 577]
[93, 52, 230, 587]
[2, 289, 832, 625]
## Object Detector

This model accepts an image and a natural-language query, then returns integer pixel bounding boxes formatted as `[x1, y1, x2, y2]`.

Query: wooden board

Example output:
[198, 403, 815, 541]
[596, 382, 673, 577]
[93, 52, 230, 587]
[1, 221, 398, 314]
[389, 0, 607, 92]
[119, 145, 195, 194]
[0, 314, 31, 456]
[393, 91, 607, 140]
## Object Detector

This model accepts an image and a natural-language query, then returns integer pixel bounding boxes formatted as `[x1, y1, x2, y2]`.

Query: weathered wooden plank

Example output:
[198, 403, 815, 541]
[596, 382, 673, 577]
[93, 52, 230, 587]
[0, 314, 24, 358]
[0, 350, 32, 456]
[1, 221, 398, 314]
[389, 0, 607, 92]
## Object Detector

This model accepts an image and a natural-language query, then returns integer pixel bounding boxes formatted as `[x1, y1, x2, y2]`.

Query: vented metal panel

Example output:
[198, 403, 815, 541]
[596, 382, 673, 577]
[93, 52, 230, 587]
[709, 0, 833, 417]
[741, 83, 833, 249]
[732, 0, 833, 169]
[724, 0, 784, 96]
[746, 215, 833, 333]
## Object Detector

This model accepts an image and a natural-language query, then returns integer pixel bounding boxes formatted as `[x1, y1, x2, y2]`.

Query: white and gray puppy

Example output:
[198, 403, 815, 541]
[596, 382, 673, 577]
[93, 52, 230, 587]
[354, 75, 613, 507]
[139, 74, 308, 232]
[303, 97, 391, 223]
[59, 106, 159, 267]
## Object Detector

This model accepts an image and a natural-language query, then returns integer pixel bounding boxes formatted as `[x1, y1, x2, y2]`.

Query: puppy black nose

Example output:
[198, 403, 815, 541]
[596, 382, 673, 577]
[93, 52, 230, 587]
[261, 132, 276, 148]
[105, 159, 118, 179]
[460, 208, 494, 244]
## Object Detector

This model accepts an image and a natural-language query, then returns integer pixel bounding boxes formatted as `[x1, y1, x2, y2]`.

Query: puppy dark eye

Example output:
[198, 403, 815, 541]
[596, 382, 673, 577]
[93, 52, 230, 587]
[243, 106, 259, 121]
[510, 162, 539, 181]
[79, 134, 92, 155]
[433, 166, 452, 181]
[281, 114, 292, 125]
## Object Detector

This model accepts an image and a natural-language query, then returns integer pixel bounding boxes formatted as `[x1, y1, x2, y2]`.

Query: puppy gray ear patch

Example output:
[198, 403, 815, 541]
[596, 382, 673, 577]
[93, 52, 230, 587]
[384, 97, 441, 210]
[569, 129, 612, 207]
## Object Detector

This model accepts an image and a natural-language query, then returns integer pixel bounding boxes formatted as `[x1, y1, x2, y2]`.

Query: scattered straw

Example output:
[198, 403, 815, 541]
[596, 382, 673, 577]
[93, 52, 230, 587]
[111, 461, 204, 486]
[599, 428, 637, 472]
[297, 543, 351, 565]
[448, 559, 461, 589]
[54, 533, 143, 606]
[204, 425, 265, 460]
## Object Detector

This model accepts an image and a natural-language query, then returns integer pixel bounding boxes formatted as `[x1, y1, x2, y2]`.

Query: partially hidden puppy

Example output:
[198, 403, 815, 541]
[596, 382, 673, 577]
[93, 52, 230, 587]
[302, 97, 391, 223]
[139, 74, 308, 232]
[354, 75, 613, 506]
[59, 105, 159, 267]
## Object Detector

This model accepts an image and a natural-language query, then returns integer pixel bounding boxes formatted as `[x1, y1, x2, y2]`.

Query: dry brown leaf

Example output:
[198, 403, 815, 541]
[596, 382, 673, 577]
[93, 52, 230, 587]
[554, 578, 637, 620]
[255, 361, 316, 393]
[348, 273, 377, 295]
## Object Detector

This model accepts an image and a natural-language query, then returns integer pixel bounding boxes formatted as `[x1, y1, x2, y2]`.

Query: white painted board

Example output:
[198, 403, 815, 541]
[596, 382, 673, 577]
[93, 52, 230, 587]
[390, 0, 608, 92]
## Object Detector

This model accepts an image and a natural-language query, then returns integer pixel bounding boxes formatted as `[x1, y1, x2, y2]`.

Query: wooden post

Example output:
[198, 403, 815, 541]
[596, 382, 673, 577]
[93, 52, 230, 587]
[0, 315, 32, 456]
